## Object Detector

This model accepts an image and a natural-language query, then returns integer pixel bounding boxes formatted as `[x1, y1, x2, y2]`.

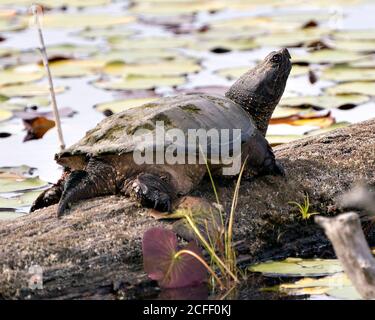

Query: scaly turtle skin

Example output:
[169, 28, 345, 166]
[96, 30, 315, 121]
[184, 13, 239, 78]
[31, 48, 292, 217]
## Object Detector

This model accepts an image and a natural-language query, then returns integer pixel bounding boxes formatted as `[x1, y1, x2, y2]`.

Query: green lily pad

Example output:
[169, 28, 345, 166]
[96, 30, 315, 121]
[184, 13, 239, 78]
[48, 59, 106, 78]
[293, 49, 364, 64]
[0, 190, 42, 209]
[249, 258, 343, 277]
[188, 38, 258, 51]
[325, 81, 375, 96]
[103, 60, 201, 77]
[279, 94, 370, 109]
[93, 75, 186, 91]
[108, 37, 191, 50]
[0, 109, 12, 122]
[321, 65, 375, 82]
[0, 168, 48, 193]
[0, 67, 44, 87]
[0, 83, 67, 97]
[76, 27, 135, 40]
[94, 97, 158, 113]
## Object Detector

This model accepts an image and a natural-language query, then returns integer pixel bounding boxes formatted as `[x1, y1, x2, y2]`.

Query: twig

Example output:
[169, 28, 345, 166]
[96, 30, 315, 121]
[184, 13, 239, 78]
[31, 4, 65, 151]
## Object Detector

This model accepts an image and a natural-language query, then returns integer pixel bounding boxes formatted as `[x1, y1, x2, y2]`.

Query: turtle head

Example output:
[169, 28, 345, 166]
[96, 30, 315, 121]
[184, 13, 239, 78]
[225, 48, 292, 136]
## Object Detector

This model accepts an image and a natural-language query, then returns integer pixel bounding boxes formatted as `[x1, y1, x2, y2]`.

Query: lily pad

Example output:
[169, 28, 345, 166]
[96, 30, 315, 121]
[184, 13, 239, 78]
[333, 39, 375, 53]
[0, 175, 48, 193]
[103, 60, 201, 77]
[333, 30, 375, 41]
[0, 190, 42, 209]
[249, 258, 343, 277]
[108, 37, 191, 50]
[48, 59, 106, 78]
[33, 14, 135, 29]
[94, 97, 158, 113]
[93, 75, 186, 91]
[325, 81, 375, 96]
[266, 134, 304, 146]
[280, 94, 370, 109]
[0, 109, 12, 122]
[0, 210, 26, 221]
[0, 83, 67, 97]
[306, 122, 350, 136]
[279, 273, 362, 300]
[321, 66, 375, 82]
[293, 49, 364, 64]
[0, 67, 44, 87]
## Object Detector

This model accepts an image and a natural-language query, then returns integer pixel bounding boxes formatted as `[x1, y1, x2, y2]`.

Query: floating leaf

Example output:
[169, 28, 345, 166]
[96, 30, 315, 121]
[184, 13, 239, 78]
[48, 59, 106, 78]
[306, 122, 350, 136]
[293, 49, 364, 64]
[32, 14, 135, 29]
[108, 37, 191, 50]
[143, 227, 207, 288]
[0, 83, 67, 97]
[0, 68, 44, 87]
[0, 109, 12, 122]
[217, 64, 308, 80]
[249, 258, 343, 277]
[266, 134, 304, 146]
[188, 38, 258, 52]
[0, 175, 48, 193]
[280, 94, 370, 109]
[93, 75, 186, 91]
[0, 190, 42, 209]
[94, 97, 157, 113]
[103, 60, 201, 77]
[270, 110, 334, 128]
[325, 81, 375, 96]
[333, 39, 375, 53]
[23, 116, 55, 141]
[254, 29, 328, 47]
[333, 29, 375, 41]
[321, 66, 375, 82]
[279, 273, 362, 300]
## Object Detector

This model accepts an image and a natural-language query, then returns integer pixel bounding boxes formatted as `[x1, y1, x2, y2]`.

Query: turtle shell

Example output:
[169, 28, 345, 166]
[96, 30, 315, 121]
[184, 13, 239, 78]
[56, 93, 257, 167]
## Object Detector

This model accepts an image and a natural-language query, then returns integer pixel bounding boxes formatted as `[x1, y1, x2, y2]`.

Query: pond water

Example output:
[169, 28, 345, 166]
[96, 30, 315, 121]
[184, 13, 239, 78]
[0, 0, 374, 300]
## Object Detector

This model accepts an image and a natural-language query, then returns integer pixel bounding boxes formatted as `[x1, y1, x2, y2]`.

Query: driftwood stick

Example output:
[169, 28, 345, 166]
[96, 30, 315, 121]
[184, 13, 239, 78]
[315, 212, 375, 300]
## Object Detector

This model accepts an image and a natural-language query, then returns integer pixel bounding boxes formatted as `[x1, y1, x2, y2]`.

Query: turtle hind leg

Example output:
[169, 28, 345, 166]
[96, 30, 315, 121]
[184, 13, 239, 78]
[57, 158, 117, 217]
[123, 173, 175, 212]
[30, 173, 67, 213]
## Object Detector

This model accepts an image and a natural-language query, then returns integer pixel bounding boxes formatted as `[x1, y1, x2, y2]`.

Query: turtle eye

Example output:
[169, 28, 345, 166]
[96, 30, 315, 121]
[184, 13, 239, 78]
[271, 54, 281, 64]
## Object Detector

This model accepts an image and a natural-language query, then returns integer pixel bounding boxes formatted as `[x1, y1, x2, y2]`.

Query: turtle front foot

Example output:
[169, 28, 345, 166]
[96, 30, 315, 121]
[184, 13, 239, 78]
[127, 173, 173, 212]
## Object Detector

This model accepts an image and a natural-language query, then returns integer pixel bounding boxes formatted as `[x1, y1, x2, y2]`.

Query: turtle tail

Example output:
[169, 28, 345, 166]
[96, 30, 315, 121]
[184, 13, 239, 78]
[57, 159, 117, 217]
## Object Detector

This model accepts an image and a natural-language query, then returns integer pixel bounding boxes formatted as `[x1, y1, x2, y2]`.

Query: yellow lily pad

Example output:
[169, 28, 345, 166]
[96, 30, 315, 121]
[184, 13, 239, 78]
[333, 39, 375, 53]
[266, 134, 304, 146]
[48, 59, 106, 78]
[321, 65, 375, 82]
[0, 0, 111, 7]
[217, 64, 308, 80]
[103, 60, 201, 77]
[249, 258, 343, 277]
[0, 83, 67, 97]
[0, 67, 44, 87]
[0, 210, 26, 221]
[293, 49, 364, 64]
[0, 109, 12, 122]
[31, 13, 135, 29]
[280, 94, 370, 109]
[254, 29, 329, 47]
[333, 30, 375, 41]
[94, 97, 158, 113]
[306, 122, 350, 136]
[109, 37, 191, 50]
[325, 81, 375, 96]
[93, 75, 186, 91]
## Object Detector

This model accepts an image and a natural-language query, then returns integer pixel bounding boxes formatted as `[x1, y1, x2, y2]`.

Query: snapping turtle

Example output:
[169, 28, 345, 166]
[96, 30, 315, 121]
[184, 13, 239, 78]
[31, 48, 292, 217]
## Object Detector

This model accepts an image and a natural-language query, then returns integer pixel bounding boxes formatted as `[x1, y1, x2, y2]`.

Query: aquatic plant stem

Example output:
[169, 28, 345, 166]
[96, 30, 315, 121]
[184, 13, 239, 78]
[174, 249, 225, 290]
[31, 4, 65, 151]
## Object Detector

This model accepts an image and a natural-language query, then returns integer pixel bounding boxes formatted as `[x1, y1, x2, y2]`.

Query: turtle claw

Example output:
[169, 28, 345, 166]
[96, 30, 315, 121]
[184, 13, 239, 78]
[130, 173, 173, 213]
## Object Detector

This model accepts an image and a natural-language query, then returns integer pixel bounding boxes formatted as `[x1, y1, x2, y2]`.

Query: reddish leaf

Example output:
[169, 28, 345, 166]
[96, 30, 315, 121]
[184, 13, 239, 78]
[142, 227, 207, 289]
[23, 116, 55, 141]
